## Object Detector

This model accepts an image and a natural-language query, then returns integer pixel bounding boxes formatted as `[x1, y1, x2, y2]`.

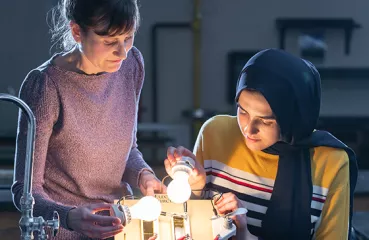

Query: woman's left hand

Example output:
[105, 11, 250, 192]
[138, 170, 167, 196]
[214, 192, 247, 229]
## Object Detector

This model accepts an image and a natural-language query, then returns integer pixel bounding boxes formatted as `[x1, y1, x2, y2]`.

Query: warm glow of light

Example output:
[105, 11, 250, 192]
[130, 196, 162, 221]
[167, 171, 192, 204]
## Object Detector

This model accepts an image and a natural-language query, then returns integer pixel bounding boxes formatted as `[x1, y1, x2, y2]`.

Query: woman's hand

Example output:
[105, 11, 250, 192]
[67, 203, 123, 239]
[215, 192, 247, 230]
[138, 170, 167, 196]
[148, 233, 158, 240]
[164, 146, 206, 192]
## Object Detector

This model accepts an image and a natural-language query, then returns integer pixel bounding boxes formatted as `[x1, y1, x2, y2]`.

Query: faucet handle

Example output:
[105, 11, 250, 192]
[46, 211, 60, 237]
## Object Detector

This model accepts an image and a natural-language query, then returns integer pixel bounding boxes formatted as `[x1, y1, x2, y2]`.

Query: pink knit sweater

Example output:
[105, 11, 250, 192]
[12, 47, 152, 239]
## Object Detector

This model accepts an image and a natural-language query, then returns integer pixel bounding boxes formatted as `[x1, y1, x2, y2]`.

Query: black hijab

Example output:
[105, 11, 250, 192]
[235, 49, 358, 239]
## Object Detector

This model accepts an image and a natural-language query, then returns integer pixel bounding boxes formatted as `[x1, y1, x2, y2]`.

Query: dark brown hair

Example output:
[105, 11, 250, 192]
[48, 0, 140, 51]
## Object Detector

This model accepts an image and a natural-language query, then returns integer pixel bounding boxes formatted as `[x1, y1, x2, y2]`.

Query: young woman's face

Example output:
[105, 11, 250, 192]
[71, 22, 135, 74]
[237, 90, 281, 151]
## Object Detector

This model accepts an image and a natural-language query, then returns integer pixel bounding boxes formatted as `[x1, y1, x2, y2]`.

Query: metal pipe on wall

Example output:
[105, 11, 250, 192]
[191, 0, 203, 143]
[192, 0, 201, 111]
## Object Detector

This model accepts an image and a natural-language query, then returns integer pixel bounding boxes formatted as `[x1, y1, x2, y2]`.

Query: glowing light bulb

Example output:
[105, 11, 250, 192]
[110, 196, 162, 226]
[167, 171, 192, 204]
[129, 196, 162, 221]
[166, 156, 195, 204]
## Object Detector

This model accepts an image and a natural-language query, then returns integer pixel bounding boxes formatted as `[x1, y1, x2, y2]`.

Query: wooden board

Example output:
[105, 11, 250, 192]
[114, 195, 215, 240]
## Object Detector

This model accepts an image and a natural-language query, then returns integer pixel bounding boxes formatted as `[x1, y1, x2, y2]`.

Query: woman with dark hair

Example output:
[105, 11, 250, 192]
[165, 49, 358, 240]
[12, 0, 162, 239]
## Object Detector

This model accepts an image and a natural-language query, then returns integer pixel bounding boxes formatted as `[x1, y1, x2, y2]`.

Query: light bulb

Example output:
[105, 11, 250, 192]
[167, 171, 192, 204]
[111, 196, 162, 226]
[130, 196, 162, 221]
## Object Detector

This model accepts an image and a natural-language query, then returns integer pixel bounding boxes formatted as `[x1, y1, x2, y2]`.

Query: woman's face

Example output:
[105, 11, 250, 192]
[237, 90, 281, 151]
[71, 22, 135, 74]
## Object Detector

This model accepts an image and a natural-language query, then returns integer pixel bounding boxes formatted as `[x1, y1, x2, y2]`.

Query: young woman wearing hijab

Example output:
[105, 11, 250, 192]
[165, 49, 358, 240]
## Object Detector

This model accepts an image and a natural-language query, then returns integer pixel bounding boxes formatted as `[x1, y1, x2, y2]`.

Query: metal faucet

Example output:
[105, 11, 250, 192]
[0, 93, 59, 239]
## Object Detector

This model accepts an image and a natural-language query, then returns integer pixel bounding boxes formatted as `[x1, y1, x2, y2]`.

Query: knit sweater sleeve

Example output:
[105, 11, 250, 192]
[122, 47, 153, 188]
[11, 70, 75, 229]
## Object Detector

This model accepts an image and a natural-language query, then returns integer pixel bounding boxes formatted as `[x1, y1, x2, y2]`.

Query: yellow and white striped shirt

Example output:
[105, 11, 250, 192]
[194, 115, 350, 240]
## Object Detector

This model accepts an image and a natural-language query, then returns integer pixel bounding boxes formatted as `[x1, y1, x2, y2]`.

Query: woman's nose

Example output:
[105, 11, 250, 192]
[114, 43, 128, 60]
[244, 121, 258, 135]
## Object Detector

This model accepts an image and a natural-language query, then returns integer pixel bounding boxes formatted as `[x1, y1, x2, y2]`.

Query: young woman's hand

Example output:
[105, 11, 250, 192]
[164, 146, 206, 191]
[215, 192, 248, 230]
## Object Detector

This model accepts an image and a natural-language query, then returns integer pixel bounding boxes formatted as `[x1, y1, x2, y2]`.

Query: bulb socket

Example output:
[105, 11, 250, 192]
[171, 157, 194, 176]
[224, 218, 233, 229]
[111, 204, 131, 226]
[121, 205, 131, 226]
